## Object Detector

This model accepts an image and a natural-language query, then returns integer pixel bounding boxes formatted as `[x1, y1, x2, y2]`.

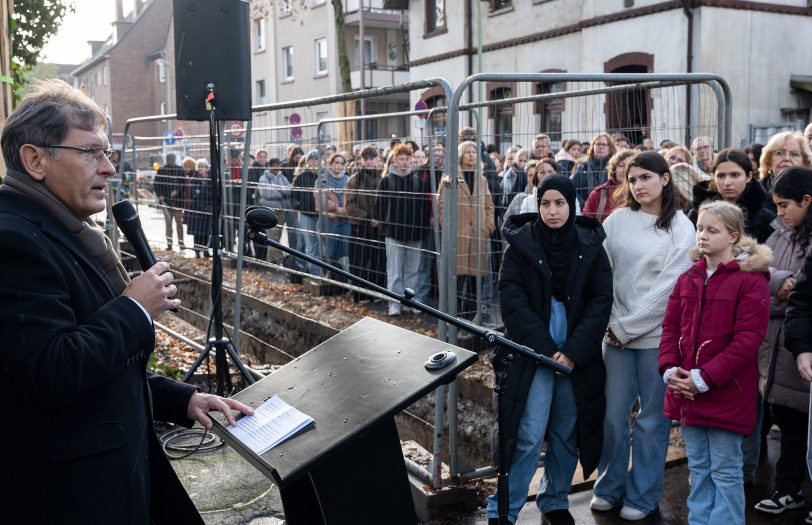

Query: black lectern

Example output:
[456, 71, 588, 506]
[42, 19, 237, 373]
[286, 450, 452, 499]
[211, 316, 478, 525]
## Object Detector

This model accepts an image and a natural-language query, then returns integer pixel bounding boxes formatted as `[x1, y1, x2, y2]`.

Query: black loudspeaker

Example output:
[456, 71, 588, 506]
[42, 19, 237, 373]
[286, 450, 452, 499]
[173, 0, 251, 121]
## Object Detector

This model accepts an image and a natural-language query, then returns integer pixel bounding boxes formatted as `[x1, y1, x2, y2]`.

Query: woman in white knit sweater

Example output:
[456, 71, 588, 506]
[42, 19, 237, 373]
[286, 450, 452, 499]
[590, 151, 695, 521]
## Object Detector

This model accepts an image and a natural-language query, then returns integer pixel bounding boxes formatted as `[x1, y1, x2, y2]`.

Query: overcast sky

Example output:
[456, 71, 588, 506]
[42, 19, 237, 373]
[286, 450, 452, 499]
[42, 0, 132, 64]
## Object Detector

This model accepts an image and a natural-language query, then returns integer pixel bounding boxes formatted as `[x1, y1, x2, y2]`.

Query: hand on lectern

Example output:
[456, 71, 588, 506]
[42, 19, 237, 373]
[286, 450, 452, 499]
[187, 392, 254, 430]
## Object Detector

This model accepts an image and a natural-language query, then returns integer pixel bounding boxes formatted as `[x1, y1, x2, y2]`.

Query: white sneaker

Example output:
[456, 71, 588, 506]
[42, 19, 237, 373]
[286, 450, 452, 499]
[387, 303, 402, 317]
[590, 495, 613, 512]
[619, 506, 648, 521]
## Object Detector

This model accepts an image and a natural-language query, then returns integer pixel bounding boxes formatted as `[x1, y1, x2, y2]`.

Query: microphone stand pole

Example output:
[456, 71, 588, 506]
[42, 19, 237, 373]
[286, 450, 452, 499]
[247, 209, 570, 525]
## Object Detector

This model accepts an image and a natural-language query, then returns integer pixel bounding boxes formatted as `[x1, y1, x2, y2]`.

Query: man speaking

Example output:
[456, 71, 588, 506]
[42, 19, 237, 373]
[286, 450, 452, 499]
[0, 79, 253, 523]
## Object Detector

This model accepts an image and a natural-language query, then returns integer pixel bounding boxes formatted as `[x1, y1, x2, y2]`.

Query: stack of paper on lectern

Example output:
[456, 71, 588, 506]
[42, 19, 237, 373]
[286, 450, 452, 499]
[227, 395, 314, 455]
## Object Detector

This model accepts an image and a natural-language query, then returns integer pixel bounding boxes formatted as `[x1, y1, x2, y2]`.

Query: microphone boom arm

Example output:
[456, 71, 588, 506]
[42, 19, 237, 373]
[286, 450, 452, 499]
[245, 208, 570, 375]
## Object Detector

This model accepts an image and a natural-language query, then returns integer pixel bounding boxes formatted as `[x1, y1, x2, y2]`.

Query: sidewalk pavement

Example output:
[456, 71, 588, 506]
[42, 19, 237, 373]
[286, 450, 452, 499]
[169, 427, 808, 524]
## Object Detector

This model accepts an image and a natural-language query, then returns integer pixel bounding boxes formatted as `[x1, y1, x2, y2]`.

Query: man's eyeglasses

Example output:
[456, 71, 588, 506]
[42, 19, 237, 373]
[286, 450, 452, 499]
[45, 145, 114, 163]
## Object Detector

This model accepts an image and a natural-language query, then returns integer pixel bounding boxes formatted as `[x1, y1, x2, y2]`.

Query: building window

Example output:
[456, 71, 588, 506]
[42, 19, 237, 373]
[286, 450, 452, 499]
[425, 94, 447, 137]
[490, 87, 513, 154]
[489, 0, 512, 11]
[96, 71, 101, 86]
[256, 79, 266, 105]
[353, 36, 376, 67]
[425, 0, 445, 34]
[102, 66, 108, 86]
[316, 110, 330, 144]
[157, 61, 166, 83]
[282, 46, 294, 81]
[355, 112, 377, 141]
[314, 38, 328, 75]
[254, 18, 266, 52]
[160, 101, 166, 121]
[103, 104, 109, 116]
[537, 81, 564, 142]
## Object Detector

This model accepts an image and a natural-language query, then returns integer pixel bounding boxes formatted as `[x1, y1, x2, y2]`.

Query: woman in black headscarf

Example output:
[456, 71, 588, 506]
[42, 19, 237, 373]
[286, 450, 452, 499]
[487, 175, 613, 525]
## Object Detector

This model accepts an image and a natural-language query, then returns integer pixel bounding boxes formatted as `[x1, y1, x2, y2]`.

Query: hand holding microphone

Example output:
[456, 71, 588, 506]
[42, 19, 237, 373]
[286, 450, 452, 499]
[113, 200, 180, 316]
[123, 261, 181, 317]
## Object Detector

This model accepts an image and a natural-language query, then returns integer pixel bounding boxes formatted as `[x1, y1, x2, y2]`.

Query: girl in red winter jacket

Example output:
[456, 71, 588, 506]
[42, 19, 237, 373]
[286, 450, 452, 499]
[659, 200, 771, 525]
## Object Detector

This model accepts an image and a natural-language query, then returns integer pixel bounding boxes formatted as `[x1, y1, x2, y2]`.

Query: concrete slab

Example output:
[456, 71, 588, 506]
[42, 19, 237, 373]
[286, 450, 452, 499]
[168, 432, 286, 525]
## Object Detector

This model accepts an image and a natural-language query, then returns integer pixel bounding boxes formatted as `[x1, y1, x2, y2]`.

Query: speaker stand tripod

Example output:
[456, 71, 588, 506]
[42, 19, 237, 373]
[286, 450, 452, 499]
[182, 86, 255, 395]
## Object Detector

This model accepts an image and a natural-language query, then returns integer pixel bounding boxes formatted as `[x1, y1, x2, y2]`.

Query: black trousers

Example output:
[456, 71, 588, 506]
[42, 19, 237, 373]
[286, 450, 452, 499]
[349, 223, 385, 301]
[457, 275, 478, 319]
[770, 403, 810, 493]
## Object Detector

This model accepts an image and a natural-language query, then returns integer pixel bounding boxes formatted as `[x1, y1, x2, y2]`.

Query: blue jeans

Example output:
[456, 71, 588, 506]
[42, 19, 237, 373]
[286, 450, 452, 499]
[385, 237, 423, 301]
[326, 219, 350, 266]
[414, 234, 433, 301]
[594, 343, 671, 514]
[298, 214, 321, 275]
[807, 390, 812, 480]
[486, 367, 578, 522]
[682, 426, 744, 525]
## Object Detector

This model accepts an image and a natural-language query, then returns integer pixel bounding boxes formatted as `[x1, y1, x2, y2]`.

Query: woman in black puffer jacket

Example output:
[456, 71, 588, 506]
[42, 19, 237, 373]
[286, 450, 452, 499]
[486, 175, 612, 525]
[687, 148, 775, 243]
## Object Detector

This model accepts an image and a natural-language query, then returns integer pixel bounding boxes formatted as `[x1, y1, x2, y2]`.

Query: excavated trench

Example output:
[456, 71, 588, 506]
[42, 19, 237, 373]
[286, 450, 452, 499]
[163, 253, 499, 474]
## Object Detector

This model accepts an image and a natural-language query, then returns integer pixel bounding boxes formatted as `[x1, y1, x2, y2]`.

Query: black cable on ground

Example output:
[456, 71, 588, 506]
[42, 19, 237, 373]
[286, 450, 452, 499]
[157, 422, 225, 460]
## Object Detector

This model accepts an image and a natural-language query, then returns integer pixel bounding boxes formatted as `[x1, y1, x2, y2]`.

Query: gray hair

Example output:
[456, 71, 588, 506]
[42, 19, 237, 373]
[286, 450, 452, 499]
[196, 158, 210, 169]
[1, 79, 107, 172]
[691, 135, 714, 151]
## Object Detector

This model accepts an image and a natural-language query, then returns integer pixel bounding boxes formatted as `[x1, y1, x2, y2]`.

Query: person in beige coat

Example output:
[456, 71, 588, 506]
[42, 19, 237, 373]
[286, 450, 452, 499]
[438, 141, 495, 319]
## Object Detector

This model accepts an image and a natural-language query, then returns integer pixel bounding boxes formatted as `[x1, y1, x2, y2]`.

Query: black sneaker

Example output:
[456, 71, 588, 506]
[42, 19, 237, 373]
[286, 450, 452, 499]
[544, 509, 575, 525]
[754, 490, 805, 514]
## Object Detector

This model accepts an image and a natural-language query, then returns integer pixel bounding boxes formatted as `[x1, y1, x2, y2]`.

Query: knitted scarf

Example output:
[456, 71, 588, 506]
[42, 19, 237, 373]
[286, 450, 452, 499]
[0, 169, 130, 294]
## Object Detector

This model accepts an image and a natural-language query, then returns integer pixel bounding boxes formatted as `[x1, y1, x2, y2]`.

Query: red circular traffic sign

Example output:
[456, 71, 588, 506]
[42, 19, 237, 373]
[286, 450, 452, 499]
[414, 99, 428, 119]
[226, 121, 243, 139]
[289, 112, 301, 125]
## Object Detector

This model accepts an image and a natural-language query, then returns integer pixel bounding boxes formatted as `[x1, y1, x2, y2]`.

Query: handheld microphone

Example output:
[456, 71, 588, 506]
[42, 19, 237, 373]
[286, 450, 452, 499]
[245, 206, 279, 230]
[112, 200, 157, 271]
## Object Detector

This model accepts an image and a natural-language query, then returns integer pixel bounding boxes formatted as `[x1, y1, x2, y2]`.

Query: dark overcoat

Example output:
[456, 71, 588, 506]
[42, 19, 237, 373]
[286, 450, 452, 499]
[786, 249, 812, 359]
[187, 173, 212, 238]
[0, 192, 202, 524]
[495, 213, 613, 477]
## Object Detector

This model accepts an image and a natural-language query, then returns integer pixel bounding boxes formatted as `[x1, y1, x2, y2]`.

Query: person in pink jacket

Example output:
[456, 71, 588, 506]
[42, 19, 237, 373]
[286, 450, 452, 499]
[659, 200, 771, 525]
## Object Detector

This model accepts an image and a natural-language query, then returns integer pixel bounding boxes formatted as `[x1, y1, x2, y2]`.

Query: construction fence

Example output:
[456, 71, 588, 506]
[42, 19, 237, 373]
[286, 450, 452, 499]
[106, 73, 731, 488]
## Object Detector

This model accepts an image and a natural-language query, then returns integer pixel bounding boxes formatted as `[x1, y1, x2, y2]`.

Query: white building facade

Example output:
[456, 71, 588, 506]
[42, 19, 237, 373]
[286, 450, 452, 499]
[248, 0, 411, 155]
[407, 0, 812, 149]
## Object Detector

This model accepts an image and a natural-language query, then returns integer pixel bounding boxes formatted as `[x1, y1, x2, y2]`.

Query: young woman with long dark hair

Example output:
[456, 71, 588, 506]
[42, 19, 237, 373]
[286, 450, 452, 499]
[688, 148, 775, 243]
[754, 167, 812, 516]
[591, 151, 696, 520]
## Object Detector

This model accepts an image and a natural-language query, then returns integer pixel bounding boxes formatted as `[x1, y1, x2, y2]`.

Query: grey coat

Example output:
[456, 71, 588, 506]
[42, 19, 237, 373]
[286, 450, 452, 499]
[759, 217, 812, 412]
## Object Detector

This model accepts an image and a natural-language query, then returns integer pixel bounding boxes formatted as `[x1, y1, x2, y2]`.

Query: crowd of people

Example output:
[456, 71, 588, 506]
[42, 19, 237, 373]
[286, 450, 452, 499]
[484, 126, 812, 525]
[148, 124, 812, 524]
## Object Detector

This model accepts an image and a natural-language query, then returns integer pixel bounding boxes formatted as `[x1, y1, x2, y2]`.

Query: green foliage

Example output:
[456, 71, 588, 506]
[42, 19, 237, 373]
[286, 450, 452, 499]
[10, 0, 75, 100]
[148, 353, 184, 380]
